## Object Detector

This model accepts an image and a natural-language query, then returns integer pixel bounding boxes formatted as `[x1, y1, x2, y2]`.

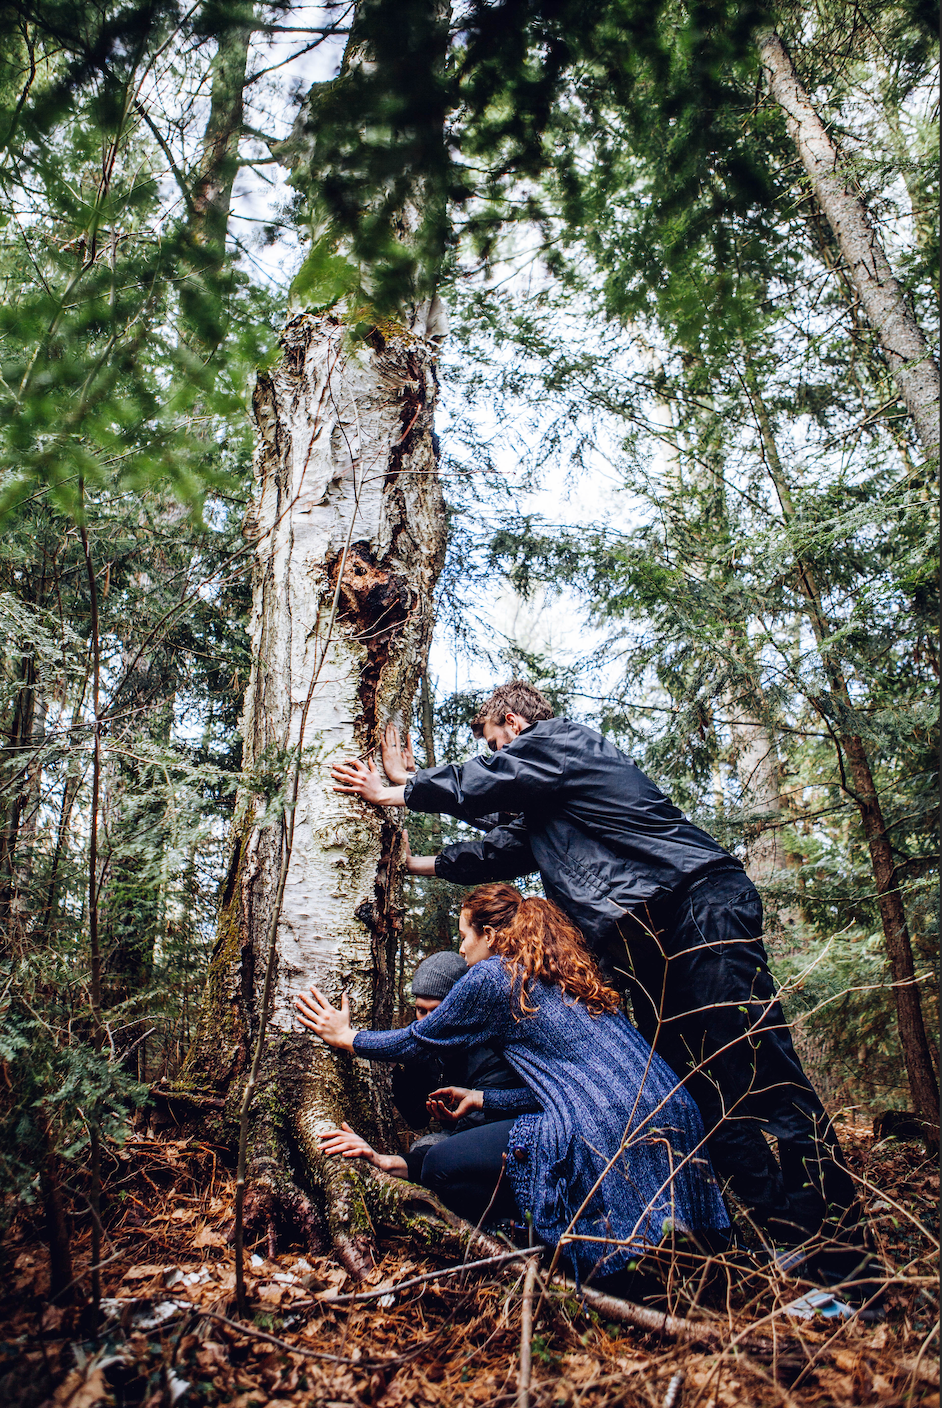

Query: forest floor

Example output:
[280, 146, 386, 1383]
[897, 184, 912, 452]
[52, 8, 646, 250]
[1, 1120, 938, 1408]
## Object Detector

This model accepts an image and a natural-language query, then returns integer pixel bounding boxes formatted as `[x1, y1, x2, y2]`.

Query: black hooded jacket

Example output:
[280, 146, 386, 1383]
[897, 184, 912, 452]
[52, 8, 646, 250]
[403, 717, 741, 957]
[391, 1041, 527, 1132]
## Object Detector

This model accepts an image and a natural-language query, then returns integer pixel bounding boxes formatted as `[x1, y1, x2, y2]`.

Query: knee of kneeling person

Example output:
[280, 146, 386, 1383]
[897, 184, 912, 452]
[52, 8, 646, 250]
[418, 1138, 454, 1190]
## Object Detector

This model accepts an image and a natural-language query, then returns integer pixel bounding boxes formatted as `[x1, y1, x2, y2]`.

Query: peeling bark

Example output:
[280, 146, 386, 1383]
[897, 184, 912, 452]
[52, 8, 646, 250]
[181, 309, 446, 1258]
[758, 30, 940, 455]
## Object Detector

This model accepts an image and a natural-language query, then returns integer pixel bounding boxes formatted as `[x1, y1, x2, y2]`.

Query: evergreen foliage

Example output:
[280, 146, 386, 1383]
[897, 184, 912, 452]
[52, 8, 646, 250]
[0, 0, 936, 1287]
[0, 0, 278, 1235]
[428, 0, 937, 1110]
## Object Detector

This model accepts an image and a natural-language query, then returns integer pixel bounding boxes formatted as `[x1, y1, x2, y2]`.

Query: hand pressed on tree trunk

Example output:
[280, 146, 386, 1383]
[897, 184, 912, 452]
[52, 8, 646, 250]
[332, 733, 440, 874]
[295, 986, 359, 1052]
[319, 1122, 408, 1178]
[382, 723, 416, 784]
[331, 755, 406, 807]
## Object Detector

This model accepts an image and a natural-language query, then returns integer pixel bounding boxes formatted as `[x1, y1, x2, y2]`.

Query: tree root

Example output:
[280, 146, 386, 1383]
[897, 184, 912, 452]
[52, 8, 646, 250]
[236, 1129, 782, 1356]
[239, 1101, 504, 1280]
[177, 1035, 509, 1284]
[240, 1156, 327, 1261]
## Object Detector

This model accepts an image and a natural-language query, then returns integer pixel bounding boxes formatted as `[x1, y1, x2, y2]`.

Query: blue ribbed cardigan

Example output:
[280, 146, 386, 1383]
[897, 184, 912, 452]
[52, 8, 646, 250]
[353, 957, 729, 1275]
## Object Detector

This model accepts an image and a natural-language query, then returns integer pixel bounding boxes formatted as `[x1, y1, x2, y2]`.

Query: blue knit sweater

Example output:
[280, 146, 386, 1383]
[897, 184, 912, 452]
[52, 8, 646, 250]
[353, 957, 729, 1275]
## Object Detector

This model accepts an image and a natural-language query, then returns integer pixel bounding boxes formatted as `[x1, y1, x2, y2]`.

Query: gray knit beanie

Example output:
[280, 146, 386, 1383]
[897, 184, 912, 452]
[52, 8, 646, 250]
[411, 951, 468, 1000]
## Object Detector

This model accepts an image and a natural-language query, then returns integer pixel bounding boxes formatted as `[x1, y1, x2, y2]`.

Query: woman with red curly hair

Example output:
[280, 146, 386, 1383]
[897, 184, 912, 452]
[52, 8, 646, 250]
[296, 885, 729, 1278]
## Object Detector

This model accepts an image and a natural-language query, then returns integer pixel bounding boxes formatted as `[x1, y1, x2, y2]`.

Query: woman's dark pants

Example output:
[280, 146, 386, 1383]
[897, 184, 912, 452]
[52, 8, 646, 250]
[417, 1119, 519, 1224]
[617, 869, 859, 1247]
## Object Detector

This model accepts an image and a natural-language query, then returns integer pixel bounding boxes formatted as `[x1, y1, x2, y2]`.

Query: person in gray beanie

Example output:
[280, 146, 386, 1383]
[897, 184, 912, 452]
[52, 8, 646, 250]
[391, 950, 525, 1167]
[410, 950, 468, 1015]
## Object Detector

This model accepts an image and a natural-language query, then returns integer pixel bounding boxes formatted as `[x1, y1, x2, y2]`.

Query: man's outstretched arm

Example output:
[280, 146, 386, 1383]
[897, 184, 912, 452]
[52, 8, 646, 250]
[430, 819, 537, 886]
[401, 830, 436, 876]
[331, 719, 563, 817]
[404, 730, 563, 820]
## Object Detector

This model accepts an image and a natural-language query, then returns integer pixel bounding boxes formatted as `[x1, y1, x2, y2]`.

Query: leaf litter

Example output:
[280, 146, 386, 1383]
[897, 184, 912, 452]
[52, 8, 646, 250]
[0, 1120, 937, 1407]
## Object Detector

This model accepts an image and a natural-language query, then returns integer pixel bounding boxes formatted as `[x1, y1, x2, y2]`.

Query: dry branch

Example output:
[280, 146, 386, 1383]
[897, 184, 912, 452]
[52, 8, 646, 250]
[516, 1255, 540, 1408]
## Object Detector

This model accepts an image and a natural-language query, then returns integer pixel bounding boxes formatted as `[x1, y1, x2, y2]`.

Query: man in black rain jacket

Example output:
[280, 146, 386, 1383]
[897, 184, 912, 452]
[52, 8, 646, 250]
[332, 681, 860, 1260]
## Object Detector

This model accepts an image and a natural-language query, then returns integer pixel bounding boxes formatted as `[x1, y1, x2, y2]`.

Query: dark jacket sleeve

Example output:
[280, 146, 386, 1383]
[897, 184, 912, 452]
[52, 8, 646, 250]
[467, 812, 517, 832]
[404, 728, 566, 820]
[391, 1057, 447, 1130]
[434, 818, 537, 885]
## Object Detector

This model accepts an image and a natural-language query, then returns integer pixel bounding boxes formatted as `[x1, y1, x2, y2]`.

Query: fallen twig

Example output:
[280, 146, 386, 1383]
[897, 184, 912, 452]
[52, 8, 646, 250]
[197, 1307, 439, 1368]
[576, 1282, 724, 1344]
[516, 1255, 539, 1408]
[328, 1249, 535, 1304]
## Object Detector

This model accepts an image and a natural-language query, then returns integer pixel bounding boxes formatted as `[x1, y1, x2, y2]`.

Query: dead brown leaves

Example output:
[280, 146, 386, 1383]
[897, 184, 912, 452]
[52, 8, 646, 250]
[0, 1122, 937, 1408]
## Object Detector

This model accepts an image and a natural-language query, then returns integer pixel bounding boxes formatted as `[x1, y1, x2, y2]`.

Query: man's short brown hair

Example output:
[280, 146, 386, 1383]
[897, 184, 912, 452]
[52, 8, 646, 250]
[471, 680, 555, 737]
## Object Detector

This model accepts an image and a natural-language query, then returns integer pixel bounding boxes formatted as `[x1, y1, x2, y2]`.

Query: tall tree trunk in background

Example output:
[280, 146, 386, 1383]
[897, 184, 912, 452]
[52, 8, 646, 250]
[179, 308, 447, 1262]
[190, 2, 255, 277]
[102, 8, 258, 1051]
[0, 642, 40, 955]
[758, 30, 940, 455]
[724, 706, 789, 885]
[12, 690, 46, 930]
[746, 367, 939, 1126]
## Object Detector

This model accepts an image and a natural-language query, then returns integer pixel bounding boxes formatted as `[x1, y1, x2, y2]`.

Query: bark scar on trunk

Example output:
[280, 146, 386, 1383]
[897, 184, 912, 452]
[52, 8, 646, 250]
[328, 541, 412, 745]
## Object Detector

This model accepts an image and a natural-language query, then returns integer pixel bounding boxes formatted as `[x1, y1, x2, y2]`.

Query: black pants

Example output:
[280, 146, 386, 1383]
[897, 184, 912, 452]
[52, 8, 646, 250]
[615, 869, 859, 1246]
[417, 1119, 519, 1224]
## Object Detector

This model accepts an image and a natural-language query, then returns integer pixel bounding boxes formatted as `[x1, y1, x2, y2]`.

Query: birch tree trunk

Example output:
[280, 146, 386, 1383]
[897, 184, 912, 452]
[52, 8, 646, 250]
[179, 307, 447, 1262]
[758, 29, 940, 455]
[725, 709, 789, 885]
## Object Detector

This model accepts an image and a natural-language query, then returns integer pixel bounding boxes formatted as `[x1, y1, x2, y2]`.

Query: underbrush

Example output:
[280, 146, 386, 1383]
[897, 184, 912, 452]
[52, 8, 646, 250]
[0, 1121, 937, 1407]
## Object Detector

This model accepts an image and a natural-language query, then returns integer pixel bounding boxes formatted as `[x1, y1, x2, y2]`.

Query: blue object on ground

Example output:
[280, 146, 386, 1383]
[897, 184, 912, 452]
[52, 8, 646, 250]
[783, 1290, 857, 1320]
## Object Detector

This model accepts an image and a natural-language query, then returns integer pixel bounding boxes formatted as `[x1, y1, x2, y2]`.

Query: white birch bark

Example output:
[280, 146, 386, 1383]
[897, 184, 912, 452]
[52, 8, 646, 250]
[724, 709, 789, 884]
[181, 308, 446, 1198]
[241, 309, 446, 1143]
[245, 309, 445, 1028]
[758, 29, 940, 455]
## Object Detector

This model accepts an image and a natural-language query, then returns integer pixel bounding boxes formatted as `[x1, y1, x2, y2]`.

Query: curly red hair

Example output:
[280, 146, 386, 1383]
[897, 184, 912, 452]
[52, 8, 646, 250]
[460, 884, 619, 1016]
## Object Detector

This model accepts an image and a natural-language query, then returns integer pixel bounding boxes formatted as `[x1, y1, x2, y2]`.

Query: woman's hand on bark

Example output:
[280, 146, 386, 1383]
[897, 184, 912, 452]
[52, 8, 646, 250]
[426, 1086, 484, 1123]
[331, 755, 405, 807]
[382, 723, 415, 785]
[319, 1122, 407, 1177]
[294, 985, 358, 1052]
